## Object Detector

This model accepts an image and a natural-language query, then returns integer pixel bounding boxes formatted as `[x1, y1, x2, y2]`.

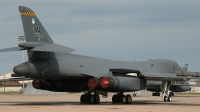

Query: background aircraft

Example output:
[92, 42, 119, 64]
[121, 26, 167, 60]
[146, 64, 191, 96]
[0, 6, 200, 104]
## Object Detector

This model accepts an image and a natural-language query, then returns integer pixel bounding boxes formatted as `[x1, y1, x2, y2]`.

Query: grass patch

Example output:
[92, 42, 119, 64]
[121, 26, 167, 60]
[176, 92, 200, 95]
[0, 91, 21, 95]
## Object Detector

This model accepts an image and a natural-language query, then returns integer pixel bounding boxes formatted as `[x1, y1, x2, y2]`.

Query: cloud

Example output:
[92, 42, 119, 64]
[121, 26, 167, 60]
[0, 0, 200, 76]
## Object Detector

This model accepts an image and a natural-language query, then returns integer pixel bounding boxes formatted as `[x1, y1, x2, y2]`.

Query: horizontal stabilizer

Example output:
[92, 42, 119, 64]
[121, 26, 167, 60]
[0, 77, 31, 82]
[0, 47, 24, 52]
[30, 43, 75, 53]
[0, 43, 75, 53]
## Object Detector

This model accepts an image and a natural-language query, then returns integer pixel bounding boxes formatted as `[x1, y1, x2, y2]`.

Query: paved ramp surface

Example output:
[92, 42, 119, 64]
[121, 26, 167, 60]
[0, 93, 200, 112]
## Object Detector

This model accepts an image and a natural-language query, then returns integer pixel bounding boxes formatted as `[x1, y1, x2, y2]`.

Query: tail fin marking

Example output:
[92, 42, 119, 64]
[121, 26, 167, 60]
[19, 6, 53, 43]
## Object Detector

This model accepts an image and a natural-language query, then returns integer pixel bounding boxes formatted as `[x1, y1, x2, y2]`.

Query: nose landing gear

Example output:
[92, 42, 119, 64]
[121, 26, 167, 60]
[160, 81, 173, 102]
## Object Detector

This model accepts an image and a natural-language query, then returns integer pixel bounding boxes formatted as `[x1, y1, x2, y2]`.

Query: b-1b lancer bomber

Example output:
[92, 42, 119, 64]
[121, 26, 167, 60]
[0, 6, 200, 104]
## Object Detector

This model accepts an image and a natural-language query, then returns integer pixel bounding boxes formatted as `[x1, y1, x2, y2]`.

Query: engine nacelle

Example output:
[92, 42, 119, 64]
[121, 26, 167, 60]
[32, 79, 88, 92]
[97, 76, 146, 92]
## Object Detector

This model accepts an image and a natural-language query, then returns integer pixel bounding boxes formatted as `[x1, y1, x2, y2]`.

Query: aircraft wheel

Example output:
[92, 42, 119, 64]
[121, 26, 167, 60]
[80, 94, 86, 102]
[112, 94, 118, 103]
[94, 95, 100, 104]
[89, 95, 95, 104]
[126, 94, 132, 104]
[121, 95, 126, 104]
[164, 96, 168, 102]
[89, 95, 100, 104]
[167, 96, 172, 102]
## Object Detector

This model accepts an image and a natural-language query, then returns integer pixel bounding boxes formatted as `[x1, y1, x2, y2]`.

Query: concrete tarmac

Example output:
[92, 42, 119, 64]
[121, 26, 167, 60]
[0, 93, 200, 112]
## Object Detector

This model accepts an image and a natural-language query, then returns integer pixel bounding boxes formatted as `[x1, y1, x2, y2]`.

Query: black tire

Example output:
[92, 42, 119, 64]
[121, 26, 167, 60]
[121, 95, 126, 104]
[167, 96, 172, 102]
[90, 95, 95, 104]
[80, 94, 86, 102]
[164, 96, 168, 102]
[112, 95, 118, 103]
[126, 94, 132, 104]
[94, 95, 100, 104]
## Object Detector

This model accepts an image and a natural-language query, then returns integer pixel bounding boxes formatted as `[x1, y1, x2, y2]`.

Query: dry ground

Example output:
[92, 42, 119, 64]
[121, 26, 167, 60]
[0, 93, 200, 112]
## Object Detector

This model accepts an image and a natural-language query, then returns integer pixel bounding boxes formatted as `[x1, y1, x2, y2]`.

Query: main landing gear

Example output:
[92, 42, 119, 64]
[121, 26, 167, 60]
[112, 92, 132, 104]
[80, 92, 133, 104]
[80, 92, 100, 104]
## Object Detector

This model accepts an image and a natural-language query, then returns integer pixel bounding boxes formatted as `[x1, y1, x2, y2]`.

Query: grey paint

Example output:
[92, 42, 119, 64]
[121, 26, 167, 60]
[19, 6, 53, 43]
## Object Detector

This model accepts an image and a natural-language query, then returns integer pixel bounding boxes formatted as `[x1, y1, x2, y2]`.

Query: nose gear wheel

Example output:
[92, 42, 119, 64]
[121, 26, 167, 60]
[160, 81, 173, 102]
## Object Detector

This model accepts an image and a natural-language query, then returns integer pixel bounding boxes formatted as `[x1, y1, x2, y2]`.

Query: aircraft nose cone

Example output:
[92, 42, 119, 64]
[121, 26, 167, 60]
[13, 62, 30, 76]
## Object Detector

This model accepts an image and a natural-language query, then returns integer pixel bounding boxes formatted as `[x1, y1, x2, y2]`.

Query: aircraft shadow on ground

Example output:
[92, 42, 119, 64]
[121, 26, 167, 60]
[174, 95, 200, 97]
[0, 101, 200, 106]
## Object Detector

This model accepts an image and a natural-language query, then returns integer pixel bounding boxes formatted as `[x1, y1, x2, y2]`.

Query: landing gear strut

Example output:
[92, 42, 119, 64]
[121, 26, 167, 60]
[160, 81, 172, 102]
[112, 92, 132, 104]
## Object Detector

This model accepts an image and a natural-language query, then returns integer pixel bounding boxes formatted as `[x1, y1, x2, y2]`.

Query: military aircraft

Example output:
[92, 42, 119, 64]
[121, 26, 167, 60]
[146, 81, 191, 97]
[0, 6, 200, 104]
[146, 64, 191, 97]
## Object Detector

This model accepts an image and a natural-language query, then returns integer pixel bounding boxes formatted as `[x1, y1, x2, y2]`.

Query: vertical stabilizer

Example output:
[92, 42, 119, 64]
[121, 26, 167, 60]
[19, 6, 53, 43]
[183, 64, 188, 71]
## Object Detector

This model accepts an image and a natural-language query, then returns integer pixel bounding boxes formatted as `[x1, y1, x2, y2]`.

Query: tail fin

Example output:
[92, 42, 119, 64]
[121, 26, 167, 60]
[183, 64, 188, 71]
[19, 6, 53, 43]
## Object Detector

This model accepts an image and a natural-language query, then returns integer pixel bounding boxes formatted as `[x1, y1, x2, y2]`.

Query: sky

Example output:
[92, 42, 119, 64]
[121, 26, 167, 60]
[0, 0, 200, 76]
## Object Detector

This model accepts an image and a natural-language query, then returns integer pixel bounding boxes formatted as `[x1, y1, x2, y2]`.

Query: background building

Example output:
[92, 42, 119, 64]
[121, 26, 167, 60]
[0, 72, 30, 92]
